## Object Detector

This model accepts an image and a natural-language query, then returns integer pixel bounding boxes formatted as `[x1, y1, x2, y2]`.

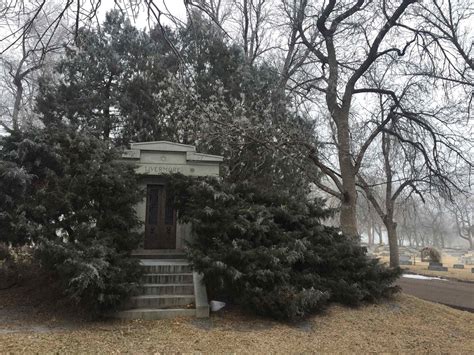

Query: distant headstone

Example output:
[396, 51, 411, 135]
[448, 251, 465, 257]
[429, 261, 443, 267]
[453, 264, 464, 269]
[399, 255, 411, 262]
[462, 256, 474, 265]
[428, 265, 448, 272]
[471, 268, 474, 273]
[399, 260, 412, 265]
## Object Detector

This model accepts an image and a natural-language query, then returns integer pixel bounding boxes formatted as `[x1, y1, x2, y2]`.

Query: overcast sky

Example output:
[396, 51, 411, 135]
[98, 0, 188, 29]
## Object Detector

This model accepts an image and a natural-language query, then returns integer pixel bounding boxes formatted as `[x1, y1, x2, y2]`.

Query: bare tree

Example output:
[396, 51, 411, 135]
[398, 198, 422, 248]
[0, 1, 67, 132]
[357, 189, 384, 246]
[287, 0, 422, 237]
[188, 1, 473, 253]
[356, 86, 470, 266]
[450, 193, 474, 249]
[412, 0, 474, 80]
[282, 0, 473, 243]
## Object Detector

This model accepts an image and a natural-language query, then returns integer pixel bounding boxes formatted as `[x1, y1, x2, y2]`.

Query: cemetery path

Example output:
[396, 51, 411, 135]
[397, 276, 474, 312]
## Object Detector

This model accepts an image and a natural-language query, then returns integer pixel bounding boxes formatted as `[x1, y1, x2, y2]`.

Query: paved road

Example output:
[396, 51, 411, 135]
[397, 276, 474, 311]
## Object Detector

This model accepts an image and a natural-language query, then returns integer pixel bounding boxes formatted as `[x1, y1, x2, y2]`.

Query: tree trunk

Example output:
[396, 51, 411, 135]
[398, 235, 404, 246]
[336, 117, 358, 238]
[103, 106, 111, 139]
[368, 224, 374, 246]
[12, 76, 23, 131]
[377, 225, 383, 245]
[103, 74, 114, 139]
[385, 219, 399, 267]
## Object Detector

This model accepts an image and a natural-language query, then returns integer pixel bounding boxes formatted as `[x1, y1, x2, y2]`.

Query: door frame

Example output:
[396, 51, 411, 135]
[144, 183, 177, 249]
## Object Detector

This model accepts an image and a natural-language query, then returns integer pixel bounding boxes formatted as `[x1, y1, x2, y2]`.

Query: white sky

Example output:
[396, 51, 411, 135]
[98, 0, 188, 29]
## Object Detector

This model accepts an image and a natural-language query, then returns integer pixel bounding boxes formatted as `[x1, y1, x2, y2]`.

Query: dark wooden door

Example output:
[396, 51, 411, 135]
[144, 185, 177, 249]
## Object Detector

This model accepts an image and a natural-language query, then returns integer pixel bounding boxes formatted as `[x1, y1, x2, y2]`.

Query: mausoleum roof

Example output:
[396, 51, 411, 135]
[130, 141, 196, 152]
[121, 141, 224, 174]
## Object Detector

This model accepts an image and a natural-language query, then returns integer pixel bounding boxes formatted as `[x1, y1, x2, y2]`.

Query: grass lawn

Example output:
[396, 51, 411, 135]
[1, 289, 473, 353]
[402, 264, 474, 282]
[379, 255, 474, 282]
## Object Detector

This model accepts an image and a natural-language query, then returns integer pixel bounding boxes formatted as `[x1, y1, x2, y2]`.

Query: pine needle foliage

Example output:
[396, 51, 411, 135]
[167, 174, 401, 320]
[0, 159, 32, 246]
[0, 127, 143, 313]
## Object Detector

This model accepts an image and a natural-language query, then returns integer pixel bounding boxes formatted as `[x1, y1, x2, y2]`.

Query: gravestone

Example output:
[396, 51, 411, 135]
[428, 265, 448, 272]
[453, 264, 465, 269]
[429, 261, 443, 267]
[446, 250, 465, 257]
[399, 255, 412, 265]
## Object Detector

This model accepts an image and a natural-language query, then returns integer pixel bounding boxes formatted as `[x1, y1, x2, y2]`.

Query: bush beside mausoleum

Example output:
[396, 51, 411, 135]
[168, 175, 402, 320]
[0, 128, 143, 314]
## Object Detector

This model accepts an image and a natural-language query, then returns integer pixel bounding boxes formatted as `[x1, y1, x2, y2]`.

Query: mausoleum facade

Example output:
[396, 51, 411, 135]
[121, 141, 223, 250]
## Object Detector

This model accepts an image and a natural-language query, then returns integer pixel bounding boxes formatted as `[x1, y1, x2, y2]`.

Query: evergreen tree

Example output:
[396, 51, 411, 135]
[177, 11, 318, 189]
[0, 127, 143, 313]
[0, 156, 32, 246]
[168, 174, 401, 320]
[35, 10, 316, 191]
[36, 10, 178, 142]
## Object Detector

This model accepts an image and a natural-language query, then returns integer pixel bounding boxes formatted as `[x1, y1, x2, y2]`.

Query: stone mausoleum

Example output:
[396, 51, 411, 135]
[117, 141, 223, 320]
[121, 141, 223, 251]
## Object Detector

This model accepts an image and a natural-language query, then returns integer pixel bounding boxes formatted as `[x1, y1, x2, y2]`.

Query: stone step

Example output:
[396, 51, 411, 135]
[140, 260, 192, 274]
[138, 254, 187, 260]
[128, 295, 195, 309]
[116, 308, 196, 320]
[142, 273, 194, 284]
[141, 283, 194, 296]
[132, 250, 187, 260]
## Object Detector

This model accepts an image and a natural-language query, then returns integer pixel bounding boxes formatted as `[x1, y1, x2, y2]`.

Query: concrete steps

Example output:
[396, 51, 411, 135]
[141, 283, 194, 295]
[142, 273, 193, 284]
[116, 257, 209, 320]
[128, 294, 195, 308]
[116, 308, 196, 320]
[132, 249, 187, 260]
[141, 260, 192, 274]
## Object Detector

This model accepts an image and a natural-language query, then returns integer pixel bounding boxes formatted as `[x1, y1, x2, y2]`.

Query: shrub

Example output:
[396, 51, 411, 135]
[0, 244, 37, 289]
[0, 128, 143, 313]
[0, 160, 33, 246]
[168, 175, 401, 320]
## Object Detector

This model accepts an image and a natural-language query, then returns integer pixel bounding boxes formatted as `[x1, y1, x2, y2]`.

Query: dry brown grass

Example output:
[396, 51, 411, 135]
[402, 264, 474, 282]
[378, 255, 474, 282]
[1, 293, 473, 353]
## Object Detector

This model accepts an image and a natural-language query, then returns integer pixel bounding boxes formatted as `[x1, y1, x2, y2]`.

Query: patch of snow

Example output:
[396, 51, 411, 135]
[402, 274, 447, 281]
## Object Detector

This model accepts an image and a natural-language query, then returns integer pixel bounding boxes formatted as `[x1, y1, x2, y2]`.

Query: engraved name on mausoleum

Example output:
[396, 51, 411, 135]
[121, 141, 223, 177]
